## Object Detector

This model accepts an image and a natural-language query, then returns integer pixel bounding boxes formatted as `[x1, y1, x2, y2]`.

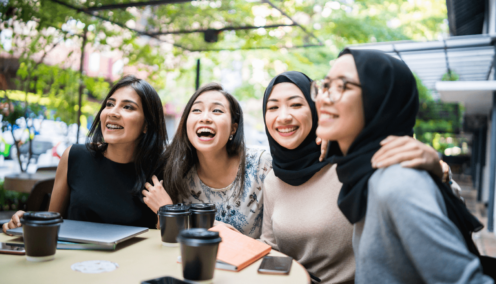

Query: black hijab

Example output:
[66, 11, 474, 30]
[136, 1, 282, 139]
[263, 71, 339, 186]
[330, 48, 483, 255]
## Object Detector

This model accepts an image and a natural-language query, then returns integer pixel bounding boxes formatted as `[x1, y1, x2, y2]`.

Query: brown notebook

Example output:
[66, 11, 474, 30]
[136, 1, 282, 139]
[209, 225, 271, 272]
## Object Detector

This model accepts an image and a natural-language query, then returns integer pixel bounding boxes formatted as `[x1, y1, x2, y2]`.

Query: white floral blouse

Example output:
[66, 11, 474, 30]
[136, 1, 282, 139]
[182, 148, 272, 238]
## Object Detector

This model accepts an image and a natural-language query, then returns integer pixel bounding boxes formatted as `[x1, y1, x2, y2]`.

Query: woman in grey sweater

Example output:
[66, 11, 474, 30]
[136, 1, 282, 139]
[314, 48, 492, 283]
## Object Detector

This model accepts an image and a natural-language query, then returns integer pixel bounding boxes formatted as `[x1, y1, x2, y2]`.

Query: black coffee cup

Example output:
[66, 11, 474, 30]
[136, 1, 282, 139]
[20, 211, 63, 262]
[177, 228, 222, 283]
[189, 203, 217, 229]
[158, 203, 191, 247]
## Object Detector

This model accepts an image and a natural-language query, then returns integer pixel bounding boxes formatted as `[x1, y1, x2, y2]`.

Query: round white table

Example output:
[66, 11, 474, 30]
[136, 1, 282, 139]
[0, 230, 310, 284]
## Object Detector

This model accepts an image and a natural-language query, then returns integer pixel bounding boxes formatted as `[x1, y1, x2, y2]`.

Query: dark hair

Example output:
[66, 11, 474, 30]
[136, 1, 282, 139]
[86, 75, 168, 194]
[163, 82, 246, 203]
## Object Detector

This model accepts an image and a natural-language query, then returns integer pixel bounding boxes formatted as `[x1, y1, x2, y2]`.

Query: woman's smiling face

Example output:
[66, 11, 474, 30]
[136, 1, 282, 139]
[316, 54, 364, 155]
[100, 86, 146, 146]
[186, 90, 237, 154]
[265, 82, 313, 150]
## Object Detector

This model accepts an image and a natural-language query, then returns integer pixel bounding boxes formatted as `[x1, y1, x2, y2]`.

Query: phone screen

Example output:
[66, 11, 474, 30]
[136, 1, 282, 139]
[258, 256, 293, 274]
[0, 243, 26, 255]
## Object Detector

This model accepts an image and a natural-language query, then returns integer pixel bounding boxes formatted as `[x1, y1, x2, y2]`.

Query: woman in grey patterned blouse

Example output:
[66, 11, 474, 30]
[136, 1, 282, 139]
[142, 82, 272, 238]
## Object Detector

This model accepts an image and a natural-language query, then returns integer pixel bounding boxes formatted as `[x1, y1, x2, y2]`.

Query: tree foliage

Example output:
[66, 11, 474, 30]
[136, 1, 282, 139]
[1, 0, 452, 137]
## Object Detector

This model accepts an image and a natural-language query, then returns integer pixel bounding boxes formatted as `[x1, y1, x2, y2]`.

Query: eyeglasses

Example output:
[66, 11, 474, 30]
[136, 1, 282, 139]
[310, 78, 362, 102]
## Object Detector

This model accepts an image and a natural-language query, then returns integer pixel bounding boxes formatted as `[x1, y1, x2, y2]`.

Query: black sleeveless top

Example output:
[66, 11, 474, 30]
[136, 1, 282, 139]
[66, 145, 157, 229]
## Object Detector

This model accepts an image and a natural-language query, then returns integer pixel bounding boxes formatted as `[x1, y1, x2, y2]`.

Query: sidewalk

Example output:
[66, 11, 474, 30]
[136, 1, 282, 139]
[459, 180, 496, 257]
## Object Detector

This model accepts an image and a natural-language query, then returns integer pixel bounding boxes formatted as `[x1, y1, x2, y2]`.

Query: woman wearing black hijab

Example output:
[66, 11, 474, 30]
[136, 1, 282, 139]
[260, 71, 449, 284]
[315, 49, 492, 283]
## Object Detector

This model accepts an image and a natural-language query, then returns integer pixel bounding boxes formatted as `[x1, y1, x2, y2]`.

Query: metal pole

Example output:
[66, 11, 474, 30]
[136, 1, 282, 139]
[195, 59, 200, 90]
[473, 130, 479, 189]
[76, 25, 87, 144]
[488, 92, 496, 232]
[477, 128, 483, 201]
[489, 41, 496, 232]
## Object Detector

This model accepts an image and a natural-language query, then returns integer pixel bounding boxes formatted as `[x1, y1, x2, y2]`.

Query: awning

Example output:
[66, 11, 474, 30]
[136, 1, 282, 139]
[436, 81, 496, 115]
[348, 34, 496, 97]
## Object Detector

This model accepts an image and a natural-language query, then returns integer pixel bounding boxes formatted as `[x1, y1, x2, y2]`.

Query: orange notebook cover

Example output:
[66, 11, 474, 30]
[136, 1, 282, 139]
[209, 225, 271, 272]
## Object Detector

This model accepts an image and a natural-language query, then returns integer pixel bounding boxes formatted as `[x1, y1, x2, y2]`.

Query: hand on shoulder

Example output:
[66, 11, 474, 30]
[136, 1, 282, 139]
[371, 135, 443, 178]
[316, 137, 329, 162]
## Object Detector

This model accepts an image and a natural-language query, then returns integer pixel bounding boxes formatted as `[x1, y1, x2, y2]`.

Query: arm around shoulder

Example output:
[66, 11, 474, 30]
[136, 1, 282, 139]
[48, 145, 72, 216]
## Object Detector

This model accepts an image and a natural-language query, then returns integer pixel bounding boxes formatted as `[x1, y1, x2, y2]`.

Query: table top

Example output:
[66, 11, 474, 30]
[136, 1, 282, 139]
[4, 172, 56, 193]
[4, 172, 57, 181]
[0, 230, 310, 284]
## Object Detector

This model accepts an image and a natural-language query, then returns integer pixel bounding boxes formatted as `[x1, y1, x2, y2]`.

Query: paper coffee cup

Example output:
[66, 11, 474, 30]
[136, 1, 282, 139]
[21, 212, 63, 262]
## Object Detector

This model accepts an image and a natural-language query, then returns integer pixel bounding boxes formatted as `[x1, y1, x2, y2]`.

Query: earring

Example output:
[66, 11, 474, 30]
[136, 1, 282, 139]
[229, 135, 233, 140]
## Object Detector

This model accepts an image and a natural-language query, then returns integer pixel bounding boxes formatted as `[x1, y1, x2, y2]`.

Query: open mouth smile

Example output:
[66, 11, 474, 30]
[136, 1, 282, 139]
[106, 123, 124, 130]
[276, 126, 299, 137]
[196, 127, 216, 141]
[320, 112, 339, 121]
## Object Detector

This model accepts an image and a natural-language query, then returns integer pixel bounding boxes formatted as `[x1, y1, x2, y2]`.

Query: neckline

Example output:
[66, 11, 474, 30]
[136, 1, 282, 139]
[101, 153, 134, 166]
[195, 162, 241, 192]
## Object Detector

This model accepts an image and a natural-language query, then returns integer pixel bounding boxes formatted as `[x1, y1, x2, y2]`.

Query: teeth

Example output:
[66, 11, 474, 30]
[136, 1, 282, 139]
[277, 127, 298, 133]
[196, 128, 216, 134]
[107, 124, 123, 129]
[321, 113, 339, 119]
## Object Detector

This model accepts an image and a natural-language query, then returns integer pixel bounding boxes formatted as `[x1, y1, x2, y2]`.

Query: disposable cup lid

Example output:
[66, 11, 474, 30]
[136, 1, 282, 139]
[178, 229, 222, 245]
[190, 203, 216, 211]
[158, 203, 190, 213]
[21, 211, 63, 225]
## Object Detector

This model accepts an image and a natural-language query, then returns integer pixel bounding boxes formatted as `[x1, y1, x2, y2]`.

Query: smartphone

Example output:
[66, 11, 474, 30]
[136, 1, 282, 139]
[0, 243, 26, 255]
[258, 256, 293, 275]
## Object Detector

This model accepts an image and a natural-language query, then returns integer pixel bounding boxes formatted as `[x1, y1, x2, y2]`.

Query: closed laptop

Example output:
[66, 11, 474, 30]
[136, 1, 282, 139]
[7, 219, 148, 246]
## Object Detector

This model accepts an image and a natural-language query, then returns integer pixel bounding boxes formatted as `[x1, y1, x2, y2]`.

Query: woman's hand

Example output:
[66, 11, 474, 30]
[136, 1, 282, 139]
[143, 175, 173, 214]
[371, 135, 443, 179]
[316, 137, 329, 162]
[2, 210, 25, 235]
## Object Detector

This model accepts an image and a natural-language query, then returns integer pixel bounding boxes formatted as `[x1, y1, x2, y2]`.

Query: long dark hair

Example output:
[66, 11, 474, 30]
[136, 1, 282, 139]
[163, 82, 246, 203]
[86, 75, 168, 194]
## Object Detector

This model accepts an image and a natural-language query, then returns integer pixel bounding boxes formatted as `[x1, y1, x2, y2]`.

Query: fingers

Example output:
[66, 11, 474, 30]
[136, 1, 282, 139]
[373, 151, 423, 169]
[319, 140, 329, 162]
[2, 222, 14, 235]
[379, 135, 400, 145]
[373, 142, 421, 168]
[316, 137, 322, 145]
[2, 211, 24, 235]
[144, 182, 152, 191]
[400, 158, 427, 169]
[142, 178, 173, 214]
[152, 175, 160, 187]
[12, 212, 22, 227]
[440, 160, 449, 175]
[373, 136, 410, 162]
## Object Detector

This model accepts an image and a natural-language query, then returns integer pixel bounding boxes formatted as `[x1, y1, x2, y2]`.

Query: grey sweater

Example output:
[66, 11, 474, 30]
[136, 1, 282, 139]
[353, 164, 493, 284]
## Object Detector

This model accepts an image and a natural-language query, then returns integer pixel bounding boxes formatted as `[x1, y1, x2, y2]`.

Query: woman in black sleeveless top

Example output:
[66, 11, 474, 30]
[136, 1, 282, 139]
[3, 76, 168, 233]
[65, 144, 159, 228]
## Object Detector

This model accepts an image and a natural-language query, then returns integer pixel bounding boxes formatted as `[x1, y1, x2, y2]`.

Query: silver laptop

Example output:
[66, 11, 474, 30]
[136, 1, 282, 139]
[7, 219, 148, 246]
